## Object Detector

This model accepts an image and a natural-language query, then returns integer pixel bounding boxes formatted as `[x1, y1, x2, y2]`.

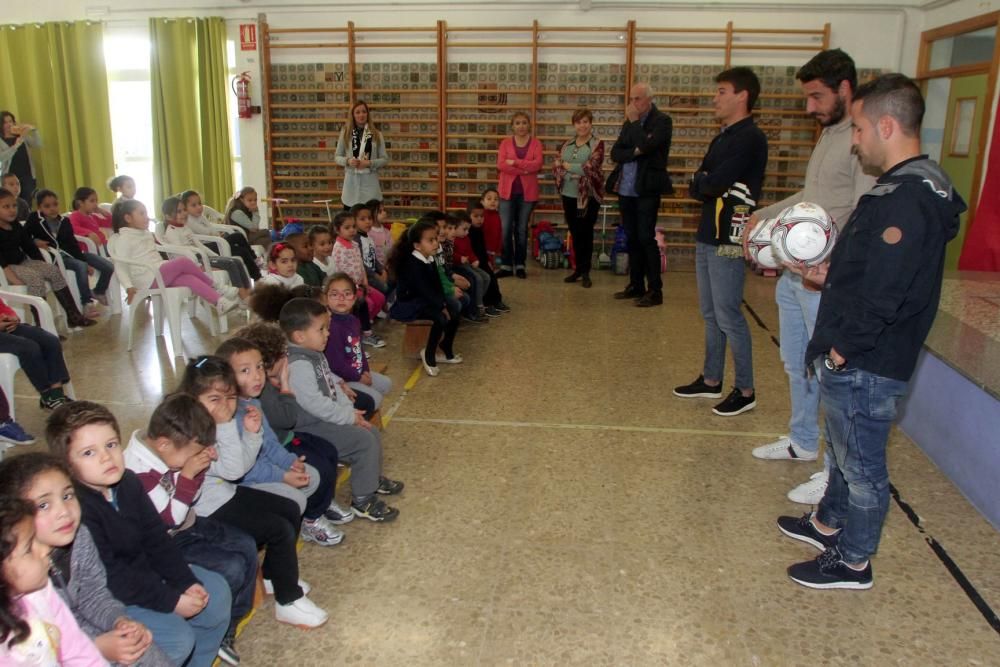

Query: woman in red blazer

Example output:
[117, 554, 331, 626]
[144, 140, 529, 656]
[496, 112, 543, 278]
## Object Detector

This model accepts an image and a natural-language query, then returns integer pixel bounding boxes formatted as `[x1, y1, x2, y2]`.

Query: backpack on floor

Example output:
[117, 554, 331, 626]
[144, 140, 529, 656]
[610, 224, 629, 275]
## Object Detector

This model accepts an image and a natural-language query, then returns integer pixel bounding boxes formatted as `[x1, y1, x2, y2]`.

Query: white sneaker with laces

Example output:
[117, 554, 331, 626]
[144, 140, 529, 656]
[325, 499, 355, 525]
[752, 437, 818, 461]
[263, 578, 311, 596]
[787, 470, 830, 505]
[301, 516, 345, 546]
[275, 595, 328, 629]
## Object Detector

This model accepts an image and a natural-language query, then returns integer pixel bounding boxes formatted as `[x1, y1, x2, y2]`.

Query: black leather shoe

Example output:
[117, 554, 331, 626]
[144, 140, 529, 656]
[564, 272, 581, 283]
[581, 275, 592, 288]
[635, 290, 663, 307]
[613, 285, 644, 300]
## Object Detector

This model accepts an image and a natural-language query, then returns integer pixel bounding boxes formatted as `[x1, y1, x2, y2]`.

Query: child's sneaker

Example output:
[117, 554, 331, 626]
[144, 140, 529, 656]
[0, 420, 36, 445]
[484, 307, 501, 318]
[301, 517, 345, 546]
[351, 497, 399, 522]
[263, 578, 311, 596]
[217, 635, 240, 666]
[362, 333, 386, 348]
[495, 301, 511, 312]
[275, 595, 328, 629]
[376, 476, 404, 495]
[38, 392, 70, 411]
[324, 499, 355, 525]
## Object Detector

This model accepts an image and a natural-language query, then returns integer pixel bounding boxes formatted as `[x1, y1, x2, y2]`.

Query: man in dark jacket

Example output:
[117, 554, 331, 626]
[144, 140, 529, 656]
[778, 74, 965, 590]
[609, 83, 673, 307]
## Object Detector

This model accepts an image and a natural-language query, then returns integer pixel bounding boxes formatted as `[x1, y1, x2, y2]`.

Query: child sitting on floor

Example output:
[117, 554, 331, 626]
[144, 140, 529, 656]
[46, 400, 232, 667]
[108, 200, 246, 314]
[161, 196, 251, 290]
[122, 393, 258, 664]
[177, 357, 328, 629]
[0, 188, 96, 328]
[0, 452, 172, 667]
[216, 338, 345, 546]
[0, 496, 109, 666]
[323, 273, 393, 409]
[280, 297, 403, 521]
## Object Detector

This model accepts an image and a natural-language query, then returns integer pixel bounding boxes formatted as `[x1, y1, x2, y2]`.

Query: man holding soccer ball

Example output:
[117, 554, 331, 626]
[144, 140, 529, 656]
[744, 50, 876, 504]
[778, 74, 965, 589]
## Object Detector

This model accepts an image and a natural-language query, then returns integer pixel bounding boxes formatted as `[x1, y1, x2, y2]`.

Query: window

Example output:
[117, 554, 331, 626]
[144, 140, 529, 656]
[928, 26, 996, 71]
[103, 26, 155, 208]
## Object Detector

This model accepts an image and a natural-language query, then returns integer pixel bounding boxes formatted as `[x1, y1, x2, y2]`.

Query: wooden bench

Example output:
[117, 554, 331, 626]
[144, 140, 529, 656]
[395, 319, 433, 360]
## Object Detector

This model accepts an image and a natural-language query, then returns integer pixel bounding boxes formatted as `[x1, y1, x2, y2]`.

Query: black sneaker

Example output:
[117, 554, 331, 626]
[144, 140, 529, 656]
[777, 513, 840, 551]
[672, 375, 723, 399]
[495, 302, 511, 313]
[496, 269, 514, 279]
[39, 394, 71, 410]
[788, 547, 873, 590]
[712, 388, 757, 416]
[351, 498, 399, 522]
[635, 290, 663, 307]
[484, 307, 502, 318]
[376, 476, 404, 495]
[564, 272, 581, 283]
[217, 635, 240, 666]
[462, 313, 484, 324]
[515, 269, 527, 279]
[613, 285, 643, 300]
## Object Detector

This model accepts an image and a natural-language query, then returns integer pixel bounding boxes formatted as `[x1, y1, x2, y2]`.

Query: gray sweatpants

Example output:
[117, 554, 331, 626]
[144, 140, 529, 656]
[348, 371, 393, 410]
[247, 462, 320, 515]
[295, 422, 382, 500]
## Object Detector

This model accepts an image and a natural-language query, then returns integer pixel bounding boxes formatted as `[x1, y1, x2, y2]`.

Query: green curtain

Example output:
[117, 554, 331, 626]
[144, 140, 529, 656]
[0, 22, 115, 203]
[150, 17, 233, 210]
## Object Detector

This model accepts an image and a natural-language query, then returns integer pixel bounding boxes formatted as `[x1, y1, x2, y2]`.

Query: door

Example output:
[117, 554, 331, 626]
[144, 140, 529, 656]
[939, 73, 989, 270]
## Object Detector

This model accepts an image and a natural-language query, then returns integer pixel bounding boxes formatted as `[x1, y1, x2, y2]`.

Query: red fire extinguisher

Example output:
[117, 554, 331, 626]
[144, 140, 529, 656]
[232, 72, 252, 119]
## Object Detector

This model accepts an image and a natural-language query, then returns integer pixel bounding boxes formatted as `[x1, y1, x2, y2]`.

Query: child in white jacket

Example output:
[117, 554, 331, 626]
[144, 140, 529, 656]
[108, 200, 246, 314]
[161, 196, 251, 289]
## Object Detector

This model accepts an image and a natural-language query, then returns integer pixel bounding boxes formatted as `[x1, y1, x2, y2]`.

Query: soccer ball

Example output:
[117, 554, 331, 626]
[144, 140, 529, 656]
[747, 217, 780, 269]
[770, 202, 837, 267]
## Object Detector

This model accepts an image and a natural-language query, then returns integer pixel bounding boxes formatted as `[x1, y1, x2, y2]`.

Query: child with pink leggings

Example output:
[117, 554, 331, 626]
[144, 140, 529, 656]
[108, 200, 249, 314]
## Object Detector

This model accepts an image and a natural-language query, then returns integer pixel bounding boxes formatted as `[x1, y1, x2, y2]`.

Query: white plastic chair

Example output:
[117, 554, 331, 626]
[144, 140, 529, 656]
[74, 235, 122, 315]
[0, 289, 76, 421]
[39, 247, 83, 311]
[0, 261, 70, 335]
[202, 206, 267, 260]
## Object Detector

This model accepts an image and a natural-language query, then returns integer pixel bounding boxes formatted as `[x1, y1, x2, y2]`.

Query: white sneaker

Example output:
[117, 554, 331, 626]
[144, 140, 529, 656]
[752, 436, 818, 462]
[275, 595, 328, 629]
[215, 295, 239, 314]
[324, 499, 355, 525]
[301, 517, 345, 547]
[435, 353, 464, 364]
[787, 470, 830, 505]
[263, 578, 311, 596]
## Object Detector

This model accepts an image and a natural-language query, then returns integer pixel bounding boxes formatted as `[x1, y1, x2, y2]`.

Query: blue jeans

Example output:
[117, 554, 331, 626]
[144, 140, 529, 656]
[0, 324, 69, 392]
[499, 194, 535, 270]
[695, 242, 753, 390]
[816, 368, 909, 563]
[172, 517, 258, 633]
[125, 565, 231, 667]
[776, 272, 822, 452]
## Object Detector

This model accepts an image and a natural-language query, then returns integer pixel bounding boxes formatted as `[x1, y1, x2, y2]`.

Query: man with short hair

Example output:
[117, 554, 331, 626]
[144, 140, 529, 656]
[779, 73, 964, 589]
[745, 50, 875, 503]
[609, 82, 673, 307]
[673, 67, 767, 417]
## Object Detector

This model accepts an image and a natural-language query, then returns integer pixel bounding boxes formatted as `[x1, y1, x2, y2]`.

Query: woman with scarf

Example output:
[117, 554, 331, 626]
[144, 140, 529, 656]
[334, 101, 389, 209]
[1, 112, 41, 205]
[553, 109, 605, 289]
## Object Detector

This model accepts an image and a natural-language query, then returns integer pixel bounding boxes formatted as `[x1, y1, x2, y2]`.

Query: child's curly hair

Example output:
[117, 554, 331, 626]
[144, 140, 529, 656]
[248, 284, 315, 322]
[232, 322, 288, 369]
[0, 497, 36, 649]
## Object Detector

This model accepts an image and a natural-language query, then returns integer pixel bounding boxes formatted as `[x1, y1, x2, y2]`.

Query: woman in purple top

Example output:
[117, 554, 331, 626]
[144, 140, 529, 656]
[495, 112, 543, 279]
[323, 273, 393, 409]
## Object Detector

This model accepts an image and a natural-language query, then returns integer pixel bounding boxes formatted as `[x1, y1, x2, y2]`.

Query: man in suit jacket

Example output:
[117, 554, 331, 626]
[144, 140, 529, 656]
[609, 82, 673, 307]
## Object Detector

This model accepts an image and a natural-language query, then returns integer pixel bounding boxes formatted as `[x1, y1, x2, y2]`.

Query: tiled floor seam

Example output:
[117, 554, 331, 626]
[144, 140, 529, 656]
[390, 416, 782, 439]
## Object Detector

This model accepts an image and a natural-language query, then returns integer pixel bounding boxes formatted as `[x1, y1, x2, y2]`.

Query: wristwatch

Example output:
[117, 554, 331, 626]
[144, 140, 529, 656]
[823, 355, 847, 372]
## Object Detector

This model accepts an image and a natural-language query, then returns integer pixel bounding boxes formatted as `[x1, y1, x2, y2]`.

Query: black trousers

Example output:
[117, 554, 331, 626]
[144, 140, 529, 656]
[223, 233, 262, 280]
[619, 194, 663, 292]
[287, 432, 339, 521]
[210, 486, 303, 605]
[561, 195, 600, 275]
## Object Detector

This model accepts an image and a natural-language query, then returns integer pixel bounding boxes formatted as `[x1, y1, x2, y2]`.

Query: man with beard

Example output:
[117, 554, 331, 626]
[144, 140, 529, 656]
[779, 73, 963, 588]
[744, 49, 875, 503]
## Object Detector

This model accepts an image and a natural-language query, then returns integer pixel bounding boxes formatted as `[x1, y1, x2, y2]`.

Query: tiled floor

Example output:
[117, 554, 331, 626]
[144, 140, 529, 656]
[4, 268, 999, 665]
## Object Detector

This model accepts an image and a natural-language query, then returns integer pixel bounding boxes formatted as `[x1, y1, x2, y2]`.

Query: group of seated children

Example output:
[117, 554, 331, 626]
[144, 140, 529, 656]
[0, 295, 407, 664]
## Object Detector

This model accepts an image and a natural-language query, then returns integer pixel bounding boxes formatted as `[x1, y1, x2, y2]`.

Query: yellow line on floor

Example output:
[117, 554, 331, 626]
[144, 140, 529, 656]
[389, 416, 783, 439]
[403, 364, 423, 391]
[381, 364, 423, 428]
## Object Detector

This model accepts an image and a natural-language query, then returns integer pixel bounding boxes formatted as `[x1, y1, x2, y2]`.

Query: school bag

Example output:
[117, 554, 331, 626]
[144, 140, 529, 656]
[610, 224, 629, 275]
